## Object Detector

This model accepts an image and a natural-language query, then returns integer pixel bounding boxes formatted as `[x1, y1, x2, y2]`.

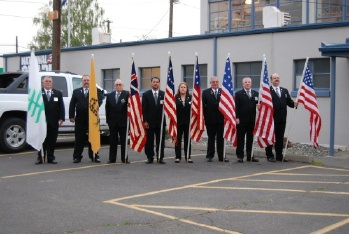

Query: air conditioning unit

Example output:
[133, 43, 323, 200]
[263, 6, 291, 28]
[92, 28, 111, 45]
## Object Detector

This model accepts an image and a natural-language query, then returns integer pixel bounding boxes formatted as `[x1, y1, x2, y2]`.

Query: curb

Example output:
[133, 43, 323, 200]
[165, 141, 313, 163]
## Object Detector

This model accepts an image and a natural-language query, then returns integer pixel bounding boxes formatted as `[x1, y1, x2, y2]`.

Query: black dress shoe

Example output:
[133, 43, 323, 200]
[146, 159, 153, 164]
[107, 160, 115, 164]
[247, 157, 259, 162]
[158, 159, 166, 164]
[35, 160, 43, 165]
[206, 158, 212, 162]
[122, 160, 130, 164]
[73, 158, 81, 163]
[267, 158, 276, 162]
[187, 159, 193, 163]
[48, 160, 57, 164]
[219, 158, 229, 162]
[237, 158, 243, 163]
[94, 158, 101, 163]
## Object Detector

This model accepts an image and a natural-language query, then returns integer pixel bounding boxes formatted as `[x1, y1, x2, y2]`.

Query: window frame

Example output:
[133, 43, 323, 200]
[291, 58, 330, 97]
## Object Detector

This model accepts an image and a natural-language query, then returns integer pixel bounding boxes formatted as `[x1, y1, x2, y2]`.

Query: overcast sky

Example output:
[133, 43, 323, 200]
[0, 0, 200, 55]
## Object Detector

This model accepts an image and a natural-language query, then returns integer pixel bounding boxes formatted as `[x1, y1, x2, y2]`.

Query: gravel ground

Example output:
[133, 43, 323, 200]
[169, 138, 340, 157]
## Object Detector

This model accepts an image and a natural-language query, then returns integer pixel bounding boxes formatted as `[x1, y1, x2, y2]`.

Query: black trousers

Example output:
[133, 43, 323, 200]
[108, 124, 127, 162]
[73, 122, 97, 159]
[205, 123, 224, 160]
[38, 124, 59, 162]
[175, 124, 191, 160]
[145, 127, 165, 160]
[236, 121, 254, 159]
[265, 121, 286, 159]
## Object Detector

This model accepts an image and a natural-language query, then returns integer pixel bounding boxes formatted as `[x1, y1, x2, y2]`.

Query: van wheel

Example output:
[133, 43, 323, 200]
[0, 118, 27, 153]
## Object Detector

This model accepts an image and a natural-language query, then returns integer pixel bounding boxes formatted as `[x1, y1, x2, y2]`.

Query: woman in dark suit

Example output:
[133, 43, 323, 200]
[174, 82, 193, 163]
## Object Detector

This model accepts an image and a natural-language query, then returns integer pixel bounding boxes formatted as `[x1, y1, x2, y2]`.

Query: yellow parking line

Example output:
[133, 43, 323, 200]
[194, 185, 349, 195]
[312, 217, 349, 234]
[131, 205, 349, 218]
[1, 164, 111, 179]
[269, 173, 349, 177]
[104, 201, 240, 234]
[236, 179, 349, 184]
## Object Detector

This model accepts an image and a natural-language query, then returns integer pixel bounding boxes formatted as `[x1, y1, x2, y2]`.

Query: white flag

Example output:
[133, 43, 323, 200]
[26, 51, 46, 150]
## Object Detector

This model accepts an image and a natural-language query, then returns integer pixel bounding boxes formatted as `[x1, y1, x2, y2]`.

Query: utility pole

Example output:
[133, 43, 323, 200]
[169, 0, 173, 37]
[104, 19, 113, 33]
[52, 0, 62, 70]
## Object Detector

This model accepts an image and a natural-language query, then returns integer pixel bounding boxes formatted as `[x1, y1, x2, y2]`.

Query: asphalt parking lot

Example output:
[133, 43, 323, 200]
[1, 142, 349, 234]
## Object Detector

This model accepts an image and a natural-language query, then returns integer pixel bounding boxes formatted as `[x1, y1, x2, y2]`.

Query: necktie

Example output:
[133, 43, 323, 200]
[115, 93, 120, 103]
[214, 90, 217, 99]
[154, 92, 158, 105]
[84, 88, 88, 97]
[247, 90, 251, 98]
[47, 90, 51, 100]
[276, 88, 281, 98]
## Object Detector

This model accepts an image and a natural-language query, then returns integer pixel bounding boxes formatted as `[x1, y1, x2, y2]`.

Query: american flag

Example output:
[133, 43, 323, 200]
[218, 56, 237, 146]
[253, 58, 275, 147]
[298, 64, 322, 148]
[163, 57, 177, 141]
[127, 61, 146, 152]
[190, 56, 205, 142]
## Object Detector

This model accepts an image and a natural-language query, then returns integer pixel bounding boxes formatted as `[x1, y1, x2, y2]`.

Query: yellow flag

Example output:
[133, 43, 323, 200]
[88, 55, 100, 153]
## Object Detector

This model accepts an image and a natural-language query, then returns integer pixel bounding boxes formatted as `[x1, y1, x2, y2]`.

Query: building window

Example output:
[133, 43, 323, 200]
[182, 64, 208, 90]
[316, 0, 344, 23]
[294, 58, 330, 90]
[140, 67, 160, 91]
[208, 0, 303, 33]
[103, 68, 120, 93]
[234, 61, 262, 89]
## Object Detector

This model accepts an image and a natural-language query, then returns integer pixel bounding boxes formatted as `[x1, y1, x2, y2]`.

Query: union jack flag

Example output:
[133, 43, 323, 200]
[298, 63, 322, 148]
[164, 57, 177, 141]
[218, 56, 237, 146]
[127, 61, 146, 152]
[190, 56, 205, 142]
[253, 58, 275, 147]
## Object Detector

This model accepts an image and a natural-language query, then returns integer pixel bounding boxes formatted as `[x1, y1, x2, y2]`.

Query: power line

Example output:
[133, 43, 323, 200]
[0, 13, 33, 18]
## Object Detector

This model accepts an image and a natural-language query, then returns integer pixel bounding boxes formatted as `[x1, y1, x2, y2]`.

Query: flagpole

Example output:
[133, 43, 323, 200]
[282, 57, 309, 161]
[187, 53, 198, 162]
[223, 52, 231, 161]
[41, 147, 45, 163]
[124, 54, 134, 163]
[158, 52, 171, 163]
[251, 55, 266, 159]
[67, 0, 71, 47]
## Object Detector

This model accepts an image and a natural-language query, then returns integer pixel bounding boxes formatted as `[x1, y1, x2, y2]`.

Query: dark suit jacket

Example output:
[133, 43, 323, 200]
[42, 88, 65, 128]
[105, 90, 129, 128]
[202, 88, 224, 125]
[69, 87, 103, 124]
[175, 94, 191, 126]
[142, 89, 166, 128]
[270, 86, 295, 123]
[235, 89, 259, 124]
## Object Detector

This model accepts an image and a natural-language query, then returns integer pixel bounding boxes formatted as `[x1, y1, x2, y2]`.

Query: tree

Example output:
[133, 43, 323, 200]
[29, 0, 105, 50]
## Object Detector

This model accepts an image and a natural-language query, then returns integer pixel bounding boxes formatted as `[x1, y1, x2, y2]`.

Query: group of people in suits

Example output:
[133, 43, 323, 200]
[235, 74, 297, 163]
[35, 73, 296, 165]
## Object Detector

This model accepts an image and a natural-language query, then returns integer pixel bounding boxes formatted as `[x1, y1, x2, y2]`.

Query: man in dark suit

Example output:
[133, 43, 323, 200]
[235, 77, 259, 163]
[142, 77, 166, 164]
[35, 76, 65, 164]
[69, 75, 103, 163]
[266, 73, 297, 162]
[105, 79, 129, 164]
[202, 76, 229, 162]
